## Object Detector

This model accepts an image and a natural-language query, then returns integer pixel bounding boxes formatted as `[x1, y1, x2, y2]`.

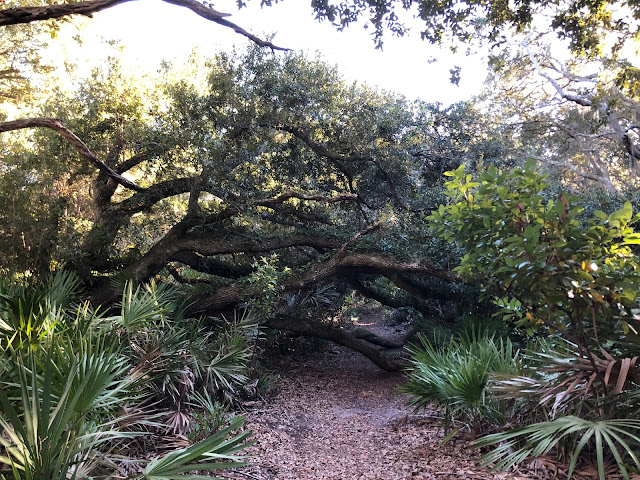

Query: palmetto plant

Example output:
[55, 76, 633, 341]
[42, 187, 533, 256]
[401, 332, 521, 434]
[478, 341, 640, 480]
[191, 327, 251, 397]
[490, 340, 640, 419]
[0, 271, 81, 351]
[0, 273, 254, 480]
[0, 343, 142, 480]
[114, 280, 177, 333]
[474, 416, 640, 480]
[141, 416, 253, 480]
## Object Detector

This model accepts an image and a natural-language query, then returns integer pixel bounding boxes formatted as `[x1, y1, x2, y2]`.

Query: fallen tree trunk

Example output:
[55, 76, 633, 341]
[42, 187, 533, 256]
[265, 314, 403, 372]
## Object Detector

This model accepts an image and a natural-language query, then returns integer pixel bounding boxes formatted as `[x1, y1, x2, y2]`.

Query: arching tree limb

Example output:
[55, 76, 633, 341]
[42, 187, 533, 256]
[275, 124, 372, 163]
[350, 275, 423, 310]
[265, 314, 403, 371]
[170, 251, 255, 278]
[198, 251, 456, 313]
[0, 118, 144, 192]
[350, 325, 419, 349]
[0, 0, 288, 50]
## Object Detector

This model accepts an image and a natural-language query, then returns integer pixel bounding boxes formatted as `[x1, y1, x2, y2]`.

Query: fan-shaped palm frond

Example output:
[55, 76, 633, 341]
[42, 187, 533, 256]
[475, 416, 640, 480]
[114, 280, 177, 333]
[0, 345, 141, 480]
[401, 332, 521, 433]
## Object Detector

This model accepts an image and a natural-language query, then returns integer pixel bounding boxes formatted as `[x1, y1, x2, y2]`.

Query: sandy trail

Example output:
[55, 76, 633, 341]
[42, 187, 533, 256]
[228, 339, 533, 480]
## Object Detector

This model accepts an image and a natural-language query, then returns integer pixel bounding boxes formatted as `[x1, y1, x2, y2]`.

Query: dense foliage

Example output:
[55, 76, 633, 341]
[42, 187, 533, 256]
[405, 163, 640, 479]
[430, 161, 640, 353]
[0, 45, 502, 369]
[0, 272, 255, 479]
[3, 0, 640, 477]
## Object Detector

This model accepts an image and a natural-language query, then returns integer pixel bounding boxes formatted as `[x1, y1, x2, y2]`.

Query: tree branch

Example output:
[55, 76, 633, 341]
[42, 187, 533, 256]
[170, 251, 254, 278]
[350, 275, 423, 310]
[0, 0, 129, 25]
[0, 118, 144, 192]
[532, 155, 608, 183]
[276, 124, 371, 163]
[198, 251, 455, 313]
[167, 263, 212, 284]
[523, 36, 592, 107]
[114, 176, 197, 213]
[350, 325, 418, 349]
[265, 314, 403, 371]
[339, 221, 385, 253]
[256, 191, 358, 207]
[0, 0, 289, 50]
[115, 150, 152, 174]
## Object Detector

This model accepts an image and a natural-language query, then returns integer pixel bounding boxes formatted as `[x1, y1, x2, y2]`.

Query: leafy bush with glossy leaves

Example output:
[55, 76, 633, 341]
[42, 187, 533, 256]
[428, 160, 640, 352]
[428, 162, 640, 479]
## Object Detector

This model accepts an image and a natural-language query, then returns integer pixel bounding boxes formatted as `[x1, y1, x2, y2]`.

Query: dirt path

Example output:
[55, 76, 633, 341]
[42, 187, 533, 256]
[230, 338, 537, 480]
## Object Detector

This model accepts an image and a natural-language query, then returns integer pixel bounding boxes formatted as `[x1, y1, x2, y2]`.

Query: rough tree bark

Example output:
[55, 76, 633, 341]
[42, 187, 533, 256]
[195, 251, 455, 314]
[350, 325, 419, 349]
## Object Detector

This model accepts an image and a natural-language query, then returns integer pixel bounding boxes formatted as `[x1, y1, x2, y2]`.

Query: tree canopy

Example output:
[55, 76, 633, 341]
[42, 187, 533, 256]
[256, 0, 639, 56]
[1, 44, 504, 368]
[2, 1, 640, 476]
[1, 0, 639, 372]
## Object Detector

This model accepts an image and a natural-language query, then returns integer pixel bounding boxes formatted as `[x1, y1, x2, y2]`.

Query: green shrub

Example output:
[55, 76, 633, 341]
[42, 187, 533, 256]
[475, 417, 640, 480]
[0, 274, 253, 479]
[429, 162, 640, 478]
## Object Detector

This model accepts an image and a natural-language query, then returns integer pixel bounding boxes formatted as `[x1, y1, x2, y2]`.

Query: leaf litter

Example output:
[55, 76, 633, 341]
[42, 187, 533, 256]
[224, 312, 616, 480]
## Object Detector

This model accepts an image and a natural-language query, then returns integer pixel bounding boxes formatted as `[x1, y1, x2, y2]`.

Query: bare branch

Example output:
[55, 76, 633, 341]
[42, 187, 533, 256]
[162, 0, 289, 51]
[523, 36, 592, 107]
[339, 221, 385, 253]
[115, 150, 151, 173]
[266, 314, 403, 371]
[0, 0, 289, 50]
[167, 264, 211, 284]
[115, 176, 197, 213]
[532, 155, 610, 184]
[0, 0, 129, 26]
[0, 118, 144, 192]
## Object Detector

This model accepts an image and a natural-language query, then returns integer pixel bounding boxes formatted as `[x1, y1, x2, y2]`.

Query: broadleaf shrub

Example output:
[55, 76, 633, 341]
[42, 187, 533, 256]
[428, 161, 640, 478]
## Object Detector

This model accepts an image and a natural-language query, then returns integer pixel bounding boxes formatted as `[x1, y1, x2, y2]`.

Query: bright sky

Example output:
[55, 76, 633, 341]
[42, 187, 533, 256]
[50, 0, 487, 104]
